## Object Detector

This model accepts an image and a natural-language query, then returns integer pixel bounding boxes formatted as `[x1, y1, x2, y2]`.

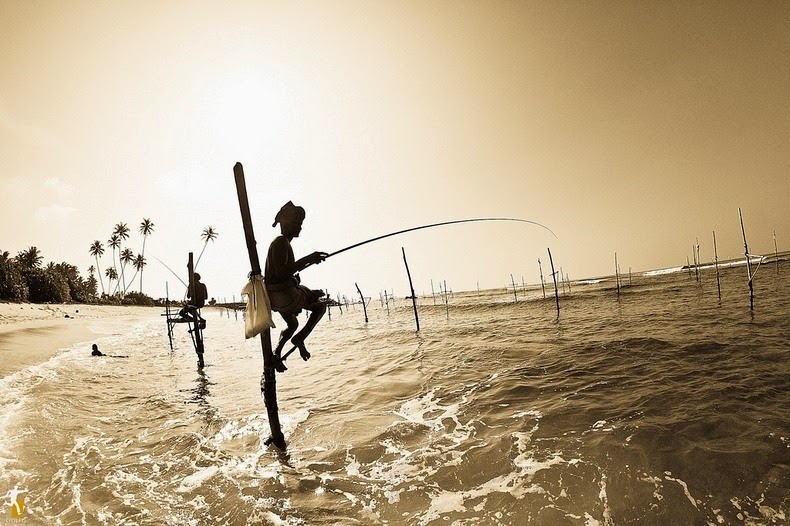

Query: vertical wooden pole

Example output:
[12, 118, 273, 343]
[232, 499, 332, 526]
[774, 231, 779, 274]
[431, 279, 436, 305]
[738, 208, 754, 311]
[383, 290, 390, 315]
[355, 283, 368, 323]
[510, 274, 518, 303]
[402, 247, 420, 331]
[538, 258, 546, 299]
[615, 252, 621, 297]
[713, 230, 722, 301]
[233, 162, 286, 450]
[187, 252, 205, 368]
[547, 248, 560, 316]
[443, 279, 449, 319]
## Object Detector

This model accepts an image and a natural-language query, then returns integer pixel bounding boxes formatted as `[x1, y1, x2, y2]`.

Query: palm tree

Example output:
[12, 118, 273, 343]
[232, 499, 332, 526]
[105, 267, 118, 297]
[120, 248, 134, 295]
[132, 254, 146, 292]
[108, 233, 121, 294]
[195, 226, 219, 269]
[16, 246, 43, 270]
[138, 218, 154, 293]
[114, 222, 130, 292]
[89, 241, 105, 294]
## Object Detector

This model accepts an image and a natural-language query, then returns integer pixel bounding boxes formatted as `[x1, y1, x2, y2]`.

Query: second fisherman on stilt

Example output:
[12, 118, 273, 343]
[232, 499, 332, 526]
[265, 201, 328, 372]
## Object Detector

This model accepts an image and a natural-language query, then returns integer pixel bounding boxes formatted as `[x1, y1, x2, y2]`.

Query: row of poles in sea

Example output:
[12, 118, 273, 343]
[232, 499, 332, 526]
[215, 208, 781, 331]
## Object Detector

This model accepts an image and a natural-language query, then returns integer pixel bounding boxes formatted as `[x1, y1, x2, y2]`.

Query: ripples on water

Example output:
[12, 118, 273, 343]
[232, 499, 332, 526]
[0, 264, 787, 525]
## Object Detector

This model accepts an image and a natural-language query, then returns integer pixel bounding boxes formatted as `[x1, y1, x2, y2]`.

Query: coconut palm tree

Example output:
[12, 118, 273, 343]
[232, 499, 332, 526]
[107, 233, 121, 294]
[89, 240, 106, 294]
[138, 218, 154, 293]
[120, 248, 134, 296]
[195, 226, 218, 269]
[114, 222, 130, 292]
[132, 254, 146, 291]
[105, 267, 118, 297]
[16, 246, 43, 270]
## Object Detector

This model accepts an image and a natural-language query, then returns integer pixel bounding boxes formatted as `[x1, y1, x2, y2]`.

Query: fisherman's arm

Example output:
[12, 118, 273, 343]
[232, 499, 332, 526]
[294, 251, 328, 271]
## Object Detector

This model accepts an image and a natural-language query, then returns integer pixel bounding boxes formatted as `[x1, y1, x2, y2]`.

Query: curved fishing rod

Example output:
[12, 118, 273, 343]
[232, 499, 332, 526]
[326, 217, 557, 259]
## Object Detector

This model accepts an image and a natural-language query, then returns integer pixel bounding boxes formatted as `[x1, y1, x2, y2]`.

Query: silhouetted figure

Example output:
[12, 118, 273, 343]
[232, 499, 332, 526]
[265, 201, 328, 372]
[180, 272, 208, 329]
[90, 343, 128, 358]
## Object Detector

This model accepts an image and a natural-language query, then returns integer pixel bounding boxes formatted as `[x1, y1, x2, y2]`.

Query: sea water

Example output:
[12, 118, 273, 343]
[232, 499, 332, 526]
[0, 263, 787, 525]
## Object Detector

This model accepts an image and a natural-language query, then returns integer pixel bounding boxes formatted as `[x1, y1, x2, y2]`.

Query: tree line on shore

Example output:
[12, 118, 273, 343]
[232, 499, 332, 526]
[1, 218, 219, 307]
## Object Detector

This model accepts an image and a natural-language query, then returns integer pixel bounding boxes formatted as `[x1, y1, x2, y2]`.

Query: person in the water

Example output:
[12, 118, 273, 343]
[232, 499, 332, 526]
[265, 201, 328, 372]
[91, 343, 104, 356]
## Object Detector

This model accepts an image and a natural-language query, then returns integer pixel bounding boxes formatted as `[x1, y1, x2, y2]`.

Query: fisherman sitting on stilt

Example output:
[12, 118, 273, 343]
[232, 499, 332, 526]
[265, 201, 328, 372]
[179, 272, 208, 329]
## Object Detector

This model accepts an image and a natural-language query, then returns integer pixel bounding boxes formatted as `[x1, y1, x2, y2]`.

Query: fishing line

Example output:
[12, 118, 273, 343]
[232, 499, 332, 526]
[325, 217, 556, 259]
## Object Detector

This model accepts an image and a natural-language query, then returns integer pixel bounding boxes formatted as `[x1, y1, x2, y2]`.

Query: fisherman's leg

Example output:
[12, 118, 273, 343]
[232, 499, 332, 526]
[291, 302, 327, 361]
[274, 313, 299, 371]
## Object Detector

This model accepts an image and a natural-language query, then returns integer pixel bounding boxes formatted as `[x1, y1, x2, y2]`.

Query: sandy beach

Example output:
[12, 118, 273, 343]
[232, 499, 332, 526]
[0, 302, 162, 377]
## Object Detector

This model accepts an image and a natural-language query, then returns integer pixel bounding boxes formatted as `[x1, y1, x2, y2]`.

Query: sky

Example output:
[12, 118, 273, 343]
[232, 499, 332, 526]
[1, 1, 788, 301]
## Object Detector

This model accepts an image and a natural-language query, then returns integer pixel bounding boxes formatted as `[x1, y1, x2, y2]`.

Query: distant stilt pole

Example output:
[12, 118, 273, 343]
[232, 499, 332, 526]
[774, 231, 779, 274]
[443, 279, 449, 319]
[355, 283, 368, 323]
[713, 230, 722, 301]
[431, 279, 436, 305]
[233, 162, 286, 451]
[538, 258, 546, 299]
[510, 274, 518, 303]
[477, 280, 480, 297]
[738, 208, 754, 311]
[686, 257, 693, 278]
[187, 252, 205, 369]
[383, 290, 390, 315]
[615, 252, 621, 297]
[402, 247, 420, 331]
[628, 267, 632, 286]
[165, 281, 174, 350]
[547, 248, 560, 316]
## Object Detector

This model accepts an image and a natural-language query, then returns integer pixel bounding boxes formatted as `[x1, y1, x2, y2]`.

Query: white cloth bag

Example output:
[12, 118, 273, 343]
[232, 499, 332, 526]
[240, 274, 276, 338]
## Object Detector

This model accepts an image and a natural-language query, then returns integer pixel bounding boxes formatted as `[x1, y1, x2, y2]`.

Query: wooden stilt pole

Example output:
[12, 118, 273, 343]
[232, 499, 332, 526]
[774, 231, 779, 274]
[713, 231, 722, 301]
[538, 258, 546, 299]
[739, 208, 754, 311]
[233, 162, 286, 451]
[187, 252, 205, 368]
[443, 279, 449, 319]
[355, 283, 368, 323]
[547, 248, 560, 317]
[615, 253, 621, 297]
[510, 274, 518, 303]
[402, 247, 420, 331]
[431, 279, 436, 305]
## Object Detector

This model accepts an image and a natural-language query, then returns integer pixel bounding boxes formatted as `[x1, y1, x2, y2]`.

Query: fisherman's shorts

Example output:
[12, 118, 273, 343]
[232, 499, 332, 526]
[267, 285, 323, 315]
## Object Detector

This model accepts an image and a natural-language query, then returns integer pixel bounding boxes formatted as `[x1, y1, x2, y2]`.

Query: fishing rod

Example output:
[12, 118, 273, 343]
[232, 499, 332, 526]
[153, 256, 188, 288]
[325, 217, 557, 259]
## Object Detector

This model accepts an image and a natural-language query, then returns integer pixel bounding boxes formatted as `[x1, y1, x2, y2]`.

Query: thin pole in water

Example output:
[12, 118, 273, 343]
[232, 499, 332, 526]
[355, 283, 368, 323]
[739, 208, 754, 311]
[713, 231, 722, 301]
[233, 162, 286, 451]
[402, 247, 420, 331]
[548, 248, 560, 317]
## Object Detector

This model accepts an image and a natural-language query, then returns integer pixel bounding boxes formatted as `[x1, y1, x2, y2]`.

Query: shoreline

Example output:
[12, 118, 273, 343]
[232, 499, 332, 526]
[0, 302, 162, 378]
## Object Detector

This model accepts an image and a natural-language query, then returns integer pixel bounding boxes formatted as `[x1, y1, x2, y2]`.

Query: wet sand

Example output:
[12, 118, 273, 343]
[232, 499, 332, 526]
[0, 303, 161, 377]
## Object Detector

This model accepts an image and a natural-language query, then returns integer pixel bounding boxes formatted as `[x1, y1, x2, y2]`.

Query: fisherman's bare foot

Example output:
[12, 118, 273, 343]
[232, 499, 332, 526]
[272, 354, 288, 373]
[291, 336, 311, 361]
